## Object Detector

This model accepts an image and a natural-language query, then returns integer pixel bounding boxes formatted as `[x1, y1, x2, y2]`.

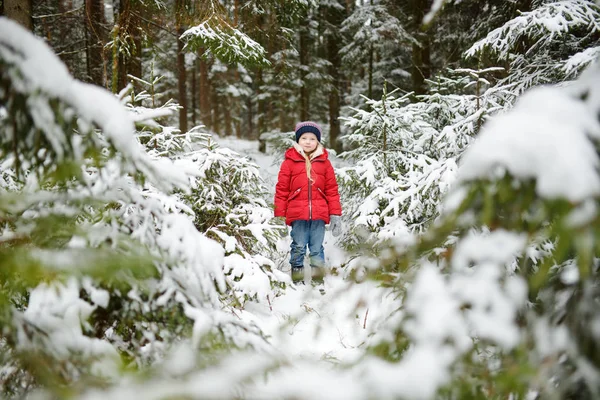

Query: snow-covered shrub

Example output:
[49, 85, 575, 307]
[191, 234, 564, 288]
[0, 17, 272, 397]
[175, 134, 288, 304]
[363, 61, 600, 399]
[338, 76, 514, 249]
[122, 81, 288, 306]
[466, 0, 600, 94]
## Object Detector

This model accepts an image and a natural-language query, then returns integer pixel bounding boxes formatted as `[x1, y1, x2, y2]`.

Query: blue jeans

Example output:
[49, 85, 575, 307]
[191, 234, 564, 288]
[290, 220, 325, 268]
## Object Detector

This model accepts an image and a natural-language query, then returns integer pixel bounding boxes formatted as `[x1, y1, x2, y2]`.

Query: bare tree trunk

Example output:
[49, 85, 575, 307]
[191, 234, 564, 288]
[5, 0, 33, 30]
[234, 0, 239, 25]
[224, 96, 232, 136]
[299, 23, 309, 121]
[232, 0, 241, 138]
[211, 86, 220, 135]
[247, 97, 253, 140]
[85, 0, 106, 86]
[177, 29, 188, 133]
[326, 0, 345, 153]
[191, 59, 197, 126]
[255, 10, 267, 151]
[368, 44, 373, 99]
[279, 106, 287, 132]
[256, 67, 266, 152]
[129, 12, 142, 82]
[235, 118, 241, 138]
[408, 0, 431, 96]
[198, 48, 211, 129]
[116, 0, 129, 90]
[176, 0, 188, 133]
[114, 0, 143, 91]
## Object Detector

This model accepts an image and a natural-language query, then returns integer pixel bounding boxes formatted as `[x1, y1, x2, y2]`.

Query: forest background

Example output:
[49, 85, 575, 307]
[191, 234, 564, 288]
[2, 0, 600, 399]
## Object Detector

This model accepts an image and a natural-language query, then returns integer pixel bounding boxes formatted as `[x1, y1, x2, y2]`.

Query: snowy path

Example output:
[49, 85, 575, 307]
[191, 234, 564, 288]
[212, 136, 390, 367]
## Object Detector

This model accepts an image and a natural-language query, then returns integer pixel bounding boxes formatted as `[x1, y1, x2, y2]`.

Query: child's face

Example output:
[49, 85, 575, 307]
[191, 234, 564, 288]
[298, 133, 319, 153]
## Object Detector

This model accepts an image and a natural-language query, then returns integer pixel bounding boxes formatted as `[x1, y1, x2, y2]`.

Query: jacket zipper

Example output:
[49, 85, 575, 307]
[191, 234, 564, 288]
[309, 182, 312, 220]
[309, 158, 315, 220]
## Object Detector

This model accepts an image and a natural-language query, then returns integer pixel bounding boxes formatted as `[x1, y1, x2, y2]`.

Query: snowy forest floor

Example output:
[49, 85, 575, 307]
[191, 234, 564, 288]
[212, 136, 387, 368]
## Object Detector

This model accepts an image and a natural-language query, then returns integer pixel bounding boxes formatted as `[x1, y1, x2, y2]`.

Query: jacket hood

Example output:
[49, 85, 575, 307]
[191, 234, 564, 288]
[286, 143, 327, 161]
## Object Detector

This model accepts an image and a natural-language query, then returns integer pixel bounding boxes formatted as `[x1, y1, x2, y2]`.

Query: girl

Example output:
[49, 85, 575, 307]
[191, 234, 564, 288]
[274, 121, 342, 284]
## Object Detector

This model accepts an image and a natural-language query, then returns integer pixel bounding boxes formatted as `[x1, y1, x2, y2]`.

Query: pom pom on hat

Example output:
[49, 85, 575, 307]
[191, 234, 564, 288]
[295, 121, 322, 142]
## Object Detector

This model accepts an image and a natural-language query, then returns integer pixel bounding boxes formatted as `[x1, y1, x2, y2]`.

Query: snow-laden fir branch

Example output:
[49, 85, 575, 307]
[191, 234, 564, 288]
[465, 0, 600, 60]
[0, 17, 188, 194]
[181, 15, 270, 67]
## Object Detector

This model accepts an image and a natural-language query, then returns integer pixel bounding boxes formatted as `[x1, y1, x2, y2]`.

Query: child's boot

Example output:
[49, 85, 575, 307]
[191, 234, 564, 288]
[291, 267, 304, 284]
[311, 267, 325, 285]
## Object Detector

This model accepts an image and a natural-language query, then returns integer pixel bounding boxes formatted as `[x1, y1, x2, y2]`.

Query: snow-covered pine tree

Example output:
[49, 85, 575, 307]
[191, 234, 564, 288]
[377, 59, 600, 400]
[125, 77, 289, 302]
[337, 72, 515, 251]
[465, 0, 600, 94]
[335, 1, 600, 397]
[340, 1, 414, 107]
[0, 17, 273, 397]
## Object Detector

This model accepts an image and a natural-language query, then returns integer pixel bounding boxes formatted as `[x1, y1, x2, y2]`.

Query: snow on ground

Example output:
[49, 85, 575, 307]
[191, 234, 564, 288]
[211, 135, 388, 366]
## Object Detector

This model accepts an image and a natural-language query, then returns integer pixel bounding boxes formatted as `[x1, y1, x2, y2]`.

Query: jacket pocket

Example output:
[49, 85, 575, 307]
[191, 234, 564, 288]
[288, 188, 301, 201]
[316, 187, 327, 200]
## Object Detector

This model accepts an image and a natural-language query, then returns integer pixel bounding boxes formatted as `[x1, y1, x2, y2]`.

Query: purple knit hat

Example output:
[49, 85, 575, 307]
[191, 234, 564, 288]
[295, 121, 322, 142]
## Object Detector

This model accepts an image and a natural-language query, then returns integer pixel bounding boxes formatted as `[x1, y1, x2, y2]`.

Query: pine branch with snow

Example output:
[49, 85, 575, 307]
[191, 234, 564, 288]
[182, 15, 270, 67]
[0, 18, 273, 396]
[465, 0, 600, 94]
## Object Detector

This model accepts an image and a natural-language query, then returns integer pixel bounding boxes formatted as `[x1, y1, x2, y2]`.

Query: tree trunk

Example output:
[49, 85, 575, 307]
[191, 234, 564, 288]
[129, 12, 142, 83]
[116, 0, 129, 90]
[114, 0, 142, 91]
[234, 0, 239, 25]
[299, 23, 310, 121]
[176, 0, 188, 133]
[191, 59, 197, 126]
[247, 97, 253, 140]
[211, 85, 220, 135]
[256, 67, 266, 152]
[368, 44, 373, 99]
[5, 0, 33, 30]
[177, 28, 188, 133]
[326, 0, 345, 153]
[224, 96, 232, 136]
[235, 118, 241, 139]
[198, 48, 211, 129]
[85, 0, 106, 86]
[409, 0, 431, 96]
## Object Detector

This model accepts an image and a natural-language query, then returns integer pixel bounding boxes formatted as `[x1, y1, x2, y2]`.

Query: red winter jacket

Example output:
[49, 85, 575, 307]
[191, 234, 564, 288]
[274, 144, 342, 226]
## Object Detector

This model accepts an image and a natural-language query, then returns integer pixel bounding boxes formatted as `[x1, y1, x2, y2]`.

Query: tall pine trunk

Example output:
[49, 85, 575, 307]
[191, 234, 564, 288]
[299, 23, 309, 121]
[198, 48, 211, 130]
[211, 82, 220, 135]
[256, 12, 266, 151]
[85, 0, 106, 87]
[233, 0, 241, 138]
[177, 28, 188, 133]
[408, 0, 431, 96]
[224, 95, 232, 136]
[326, 0, 346, 153]
[256, 67, 266, 152]
[5, 0, 32, 30]
[175, 0, 188, 133]
[114, 0, 142, 91]
[129, 12, 142, 84]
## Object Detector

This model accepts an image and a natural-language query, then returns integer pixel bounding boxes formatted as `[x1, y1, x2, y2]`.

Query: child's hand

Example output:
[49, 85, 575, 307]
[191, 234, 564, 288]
[330, 215, 342, 237]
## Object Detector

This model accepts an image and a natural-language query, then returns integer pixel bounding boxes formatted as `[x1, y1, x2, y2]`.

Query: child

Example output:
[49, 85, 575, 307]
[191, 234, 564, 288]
[274, 121, 342, 284]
